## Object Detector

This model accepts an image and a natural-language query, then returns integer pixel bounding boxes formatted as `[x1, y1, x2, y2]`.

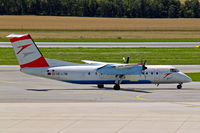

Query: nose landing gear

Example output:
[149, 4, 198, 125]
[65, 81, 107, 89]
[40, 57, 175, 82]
[177, 84, 182, 89]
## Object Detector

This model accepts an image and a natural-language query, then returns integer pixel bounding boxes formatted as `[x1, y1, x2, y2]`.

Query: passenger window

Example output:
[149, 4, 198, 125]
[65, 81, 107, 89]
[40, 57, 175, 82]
[64, 73, 68, 75]
[156, 72, 158, 75]
[142, 72, 144, 75]
[95, 72, 97, 75]
[47, 70, 51, 75]
[88, 72, 90, 75]
[146, 72, 148, 75]
[151, 72, 153, 75]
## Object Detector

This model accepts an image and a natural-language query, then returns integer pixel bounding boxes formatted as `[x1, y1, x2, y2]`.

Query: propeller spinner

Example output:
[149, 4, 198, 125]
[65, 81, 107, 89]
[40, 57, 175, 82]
[142, 60, 147, 70]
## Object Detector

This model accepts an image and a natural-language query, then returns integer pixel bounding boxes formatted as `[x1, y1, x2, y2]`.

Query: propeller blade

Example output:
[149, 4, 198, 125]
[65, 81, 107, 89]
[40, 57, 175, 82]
[144, 60, 147, 65]
[126, 56, 130, 64]
[141, 58, 143, 64]
[123, 57, 126, 63]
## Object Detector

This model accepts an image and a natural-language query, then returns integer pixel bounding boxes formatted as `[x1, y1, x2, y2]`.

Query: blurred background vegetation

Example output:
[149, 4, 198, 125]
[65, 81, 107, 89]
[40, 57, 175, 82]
[0, 0, 200, 18]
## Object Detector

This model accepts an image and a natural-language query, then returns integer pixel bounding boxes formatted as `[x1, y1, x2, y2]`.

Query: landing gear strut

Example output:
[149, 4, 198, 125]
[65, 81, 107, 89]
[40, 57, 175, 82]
[113, 74, 124, 90]
[114, 84, 120, 90]
[177, 84, 182, 89]
[97, 84, 104, 88]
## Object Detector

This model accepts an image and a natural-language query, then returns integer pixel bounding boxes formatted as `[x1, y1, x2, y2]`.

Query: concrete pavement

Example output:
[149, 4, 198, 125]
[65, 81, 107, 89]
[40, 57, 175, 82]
[0, 103, 200, 133]
[0, 65, 200, 133]
[0, 42, 199, 47]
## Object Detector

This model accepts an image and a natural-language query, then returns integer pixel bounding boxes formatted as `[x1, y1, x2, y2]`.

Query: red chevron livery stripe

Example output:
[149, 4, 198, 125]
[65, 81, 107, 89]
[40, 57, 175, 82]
[20, 56, 49, 68]
[164, 73, 172, 78]
[17, 44, 32, 54]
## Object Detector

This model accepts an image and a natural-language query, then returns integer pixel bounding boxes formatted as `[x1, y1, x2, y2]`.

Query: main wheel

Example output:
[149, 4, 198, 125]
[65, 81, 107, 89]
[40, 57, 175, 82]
[97, 84, 104, 88]
[177, 84, 182, 89]
[114, 84, 120, 90]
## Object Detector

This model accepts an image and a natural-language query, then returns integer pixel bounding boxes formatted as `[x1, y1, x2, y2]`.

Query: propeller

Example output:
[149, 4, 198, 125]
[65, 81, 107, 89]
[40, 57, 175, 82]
[123, 56, 130, 64]
[142, 60, 147, 70]
[122, 56, 147, 70]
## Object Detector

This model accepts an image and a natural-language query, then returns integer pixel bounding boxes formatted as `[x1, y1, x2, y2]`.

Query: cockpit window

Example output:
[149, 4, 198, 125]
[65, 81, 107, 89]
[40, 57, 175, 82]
[170, 69, 179, 72]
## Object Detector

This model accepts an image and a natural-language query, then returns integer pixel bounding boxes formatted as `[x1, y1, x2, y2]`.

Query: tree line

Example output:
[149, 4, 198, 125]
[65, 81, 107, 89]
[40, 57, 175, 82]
[0, 0, 200, 18]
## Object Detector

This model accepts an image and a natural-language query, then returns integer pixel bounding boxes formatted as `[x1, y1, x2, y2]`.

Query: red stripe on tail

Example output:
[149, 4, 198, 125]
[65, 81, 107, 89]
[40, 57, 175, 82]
[20, 56, 49, 68]
[10, 35, 31, 43]
[17, 44, 32, 54]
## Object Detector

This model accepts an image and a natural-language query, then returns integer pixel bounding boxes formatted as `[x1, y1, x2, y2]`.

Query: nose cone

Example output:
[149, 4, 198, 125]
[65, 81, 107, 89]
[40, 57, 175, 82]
[185, 75, 192, 82]
[181, 73, 192, 83]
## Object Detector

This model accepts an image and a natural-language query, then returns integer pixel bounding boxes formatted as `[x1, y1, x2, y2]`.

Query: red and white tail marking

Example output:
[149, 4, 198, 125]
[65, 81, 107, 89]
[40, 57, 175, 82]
[17, 44, 32, 54]
[7, 34, 49, 68]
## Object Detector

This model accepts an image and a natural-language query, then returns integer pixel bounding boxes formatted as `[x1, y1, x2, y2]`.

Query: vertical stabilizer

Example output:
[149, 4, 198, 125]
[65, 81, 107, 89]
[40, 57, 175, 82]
[7, 34, 49, 68]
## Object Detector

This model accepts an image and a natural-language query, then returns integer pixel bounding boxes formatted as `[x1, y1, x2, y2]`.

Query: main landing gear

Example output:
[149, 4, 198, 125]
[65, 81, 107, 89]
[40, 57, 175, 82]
[97, 84, 104, 88]
[97, 74, 124, 90]
[113, 74, 124, 90]
[114, 84, 120, 90]
[177, 84, 182, 89]
[97, 84, 121, 90]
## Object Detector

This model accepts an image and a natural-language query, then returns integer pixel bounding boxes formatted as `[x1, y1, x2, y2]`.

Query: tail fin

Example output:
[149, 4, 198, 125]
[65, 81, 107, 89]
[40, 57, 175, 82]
[7, 34, 49, 68]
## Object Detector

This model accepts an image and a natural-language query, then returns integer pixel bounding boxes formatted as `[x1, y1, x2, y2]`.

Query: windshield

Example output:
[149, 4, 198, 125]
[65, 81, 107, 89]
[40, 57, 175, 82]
[170, 68, 179, 72]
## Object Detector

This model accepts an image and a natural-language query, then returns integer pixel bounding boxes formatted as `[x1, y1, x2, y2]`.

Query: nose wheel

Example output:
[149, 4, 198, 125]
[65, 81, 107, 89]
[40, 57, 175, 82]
[177, 84, 182, 89]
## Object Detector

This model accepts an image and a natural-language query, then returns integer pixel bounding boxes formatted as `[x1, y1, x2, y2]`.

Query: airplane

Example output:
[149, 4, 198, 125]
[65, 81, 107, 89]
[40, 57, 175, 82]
[7, 34, 192, 90]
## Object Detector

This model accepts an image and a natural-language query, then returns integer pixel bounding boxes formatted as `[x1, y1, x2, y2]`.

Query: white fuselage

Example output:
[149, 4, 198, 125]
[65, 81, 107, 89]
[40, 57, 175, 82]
[8, 33, 192, 89]
[21, 65, 192, 85]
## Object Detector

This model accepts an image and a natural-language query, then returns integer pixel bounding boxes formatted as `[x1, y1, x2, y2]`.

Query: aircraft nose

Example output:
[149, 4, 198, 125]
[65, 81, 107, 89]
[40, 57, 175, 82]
[182, 74, 192, 83]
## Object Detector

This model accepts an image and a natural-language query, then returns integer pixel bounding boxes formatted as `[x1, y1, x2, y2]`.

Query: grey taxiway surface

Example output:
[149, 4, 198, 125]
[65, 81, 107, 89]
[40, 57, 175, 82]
[0, 65, 200, 103]
[0, 65, 200, 133]
[0, 42, 199, 47]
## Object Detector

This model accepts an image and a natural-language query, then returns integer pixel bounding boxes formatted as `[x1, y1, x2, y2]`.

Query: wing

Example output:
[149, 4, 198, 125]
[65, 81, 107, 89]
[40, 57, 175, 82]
[82, 60, 142, 75]
[82, 60, 107, 65]
[82, 60, 119, 65]
[97, 64, 142, 75]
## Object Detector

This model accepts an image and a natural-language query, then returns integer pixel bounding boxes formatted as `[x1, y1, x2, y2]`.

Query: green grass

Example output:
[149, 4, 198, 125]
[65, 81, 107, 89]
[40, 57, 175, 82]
[0, 38, 9, 42]
[185, 73, 200, 81]
[1, 47, 200, 65]
[1, 38, 200, 42]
